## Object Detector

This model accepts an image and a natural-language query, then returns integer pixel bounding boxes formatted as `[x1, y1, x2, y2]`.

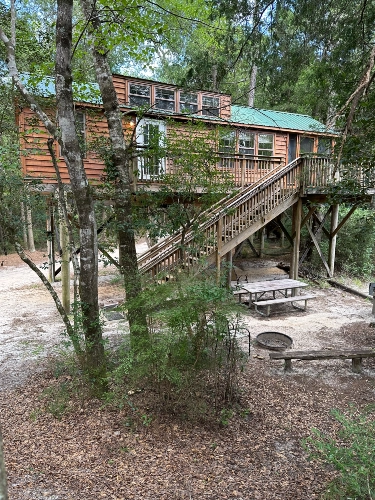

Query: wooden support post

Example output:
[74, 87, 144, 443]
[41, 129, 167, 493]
[26, 205, 35, 252]
[279, 215, 285, 248]
[328, 204, 339, 277]
[60, 205, 70, 314]
[20, 202, 28, 249]
[290, 197, 302, 281]
[259, 227, 265, 258]
[226, 249, 232, 288]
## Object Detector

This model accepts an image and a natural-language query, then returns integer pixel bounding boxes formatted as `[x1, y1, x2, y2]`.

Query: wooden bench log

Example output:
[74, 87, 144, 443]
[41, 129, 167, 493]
[270, 349, 375, 373]
[253, 294, 316, 316]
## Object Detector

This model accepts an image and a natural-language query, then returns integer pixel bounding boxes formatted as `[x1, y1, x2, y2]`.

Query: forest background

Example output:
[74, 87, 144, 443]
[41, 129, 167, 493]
[1, 1, 375, 497]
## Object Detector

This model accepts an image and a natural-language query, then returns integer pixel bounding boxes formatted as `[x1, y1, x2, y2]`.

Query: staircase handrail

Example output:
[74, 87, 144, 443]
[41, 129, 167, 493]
[138, 157, 303, 272]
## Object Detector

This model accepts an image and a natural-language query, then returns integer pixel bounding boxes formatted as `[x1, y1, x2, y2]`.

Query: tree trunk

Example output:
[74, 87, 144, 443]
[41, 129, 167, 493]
[56, 0, 104, 374]
[248, 64, 257, 107]
[0, 0, 105, 378]
[80, 0, 148, 345]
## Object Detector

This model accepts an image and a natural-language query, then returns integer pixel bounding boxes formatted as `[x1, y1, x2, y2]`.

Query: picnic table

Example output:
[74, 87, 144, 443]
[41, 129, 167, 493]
[234, 279, 315, 316]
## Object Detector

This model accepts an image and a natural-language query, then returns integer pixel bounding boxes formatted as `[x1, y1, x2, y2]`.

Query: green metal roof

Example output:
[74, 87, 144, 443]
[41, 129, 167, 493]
[231, 105, 335, 134]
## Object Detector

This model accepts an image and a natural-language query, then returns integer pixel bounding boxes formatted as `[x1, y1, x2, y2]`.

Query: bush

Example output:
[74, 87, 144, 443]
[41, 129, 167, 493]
[334, 206, 375, 278]
[304, 407, 375, 499]
[111, 274, 247, 420]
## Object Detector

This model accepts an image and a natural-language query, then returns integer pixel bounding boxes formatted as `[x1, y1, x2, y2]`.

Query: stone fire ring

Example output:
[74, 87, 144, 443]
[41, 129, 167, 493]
[256, 332, 293, 351]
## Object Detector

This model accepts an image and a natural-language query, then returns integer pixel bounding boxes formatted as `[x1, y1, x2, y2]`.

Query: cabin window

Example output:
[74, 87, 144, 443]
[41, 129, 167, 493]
[317, 138, 331, 155]
[129, 83, 151, 106]
[155, 87, 175, 111]
[202, 95, 220, 117]
[239, 131, 255, 155]
[137, 119, 166, 179]
[300, 136, 314, 154]
[179, 92, 198, 114]
[218, 130, 235, 168]
[219, 130, 236, 154]
[258, 134, 273, 156]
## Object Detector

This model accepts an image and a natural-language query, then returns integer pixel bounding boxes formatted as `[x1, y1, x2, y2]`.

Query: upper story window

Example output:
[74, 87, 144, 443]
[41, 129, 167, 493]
[219, 130, 236, 154]
[317, 138, 331, 155]
[202, 95, 220, 117]
[239, 130, 255, 155]
[155, 87, 175, 111]
[129, 83, 151, 106]
[179, 92, 198, 114]
[300, 136, 314, 154]
[258, 134, 273, 156]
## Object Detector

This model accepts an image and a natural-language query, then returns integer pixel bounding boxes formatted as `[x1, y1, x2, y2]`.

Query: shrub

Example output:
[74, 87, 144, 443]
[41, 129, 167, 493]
[304, 407, 375, 499]
[112, 274, 247, 420]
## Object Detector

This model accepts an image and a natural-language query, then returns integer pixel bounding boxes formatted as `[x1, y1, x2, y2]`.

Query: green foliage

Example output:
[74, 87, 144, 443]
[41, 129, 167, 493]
[304, 407, 375, 499]
[0, 146, 46, 252]
[111, 274, 246, 420]
[134, 121, 235, 245]
[334, 207, 375, 278]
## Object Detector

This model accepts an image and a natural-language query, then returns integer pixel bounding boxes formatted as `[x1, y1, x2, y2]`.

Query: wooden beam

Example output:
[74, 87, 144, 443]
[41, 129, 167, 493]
[247, 238, 260, 257]
[290, 197, 302, 280]
[306, 223, 332, 276]
[233, 241, 245, 260]
[299, 206, 333, 265]
[275, 216, 293, 246]
[300, 205, 317, 231]
[328, 204, 339, 276]
[313, 212, 330, 238]
[331, 204, 358, 238]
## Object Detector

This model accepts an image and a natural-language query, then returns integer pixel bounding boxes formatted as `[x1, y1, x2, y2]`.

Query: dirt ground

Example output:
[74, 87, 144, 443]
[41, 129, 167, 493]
[1, 250, 375, 499]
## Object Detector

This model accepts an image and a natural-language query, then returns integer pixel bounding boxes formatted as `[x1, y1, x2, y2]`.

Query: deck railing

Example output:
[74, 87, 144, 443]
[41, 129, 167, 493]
[302, 155, 375, 192]
[138, 157, 302, 276]
[136, 150, 284, 188]
[137, 155, 375, 277]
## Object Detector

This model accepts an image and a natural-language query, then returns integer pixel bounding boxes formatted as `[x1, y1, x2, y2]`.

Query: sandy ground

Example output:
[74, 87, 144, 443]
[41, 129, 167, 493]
[2, 251, 375, 500]
[0, 250, 373, 392]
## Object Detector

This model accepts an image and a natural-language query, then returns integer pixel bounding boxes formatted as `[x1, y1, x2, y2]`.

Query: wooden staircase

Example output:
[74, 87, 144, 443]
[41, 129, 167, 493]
[137, 157, 305, 278]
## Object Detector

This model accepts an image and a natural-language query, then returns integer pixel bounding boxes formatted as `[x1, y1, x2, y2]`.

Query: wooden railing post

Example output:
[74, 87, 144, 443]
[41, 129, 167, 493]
[216, 217, 223, 283]
[241, 158, 245, 188]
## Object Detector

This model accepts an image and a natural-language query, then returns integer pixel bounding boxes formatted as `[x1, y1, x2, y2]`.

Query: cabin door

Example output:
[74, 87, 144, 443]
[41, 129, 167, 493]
[137, 119, 166, 180]
[288, 134, 297, 164]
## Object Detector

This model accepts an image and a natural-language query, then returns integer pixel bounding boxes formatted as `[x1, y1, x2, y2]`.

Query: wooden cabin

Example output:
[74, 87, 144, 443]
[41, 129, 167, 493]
[17, 74, 335, 190]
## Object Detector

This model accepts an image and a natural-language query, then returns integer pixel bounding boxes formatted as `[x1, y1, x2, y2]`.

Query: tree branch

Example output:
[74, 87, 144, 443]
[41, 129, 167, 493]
[14, 242, 83, 358]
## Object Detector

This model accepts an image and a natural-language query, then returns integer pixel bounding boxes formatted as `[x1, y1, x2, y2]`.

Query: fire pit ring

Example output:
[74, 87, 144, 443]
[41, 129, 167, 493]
[256, 332, 293, 351]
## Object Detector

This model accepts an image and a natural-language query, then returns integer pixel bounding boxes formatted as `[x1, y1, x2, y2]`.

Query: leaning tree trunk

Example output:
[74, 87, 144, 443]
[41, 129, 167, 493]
[55, 0, 104, 374]
[0, 0, 105, 379]
[80, 0, 148, 345]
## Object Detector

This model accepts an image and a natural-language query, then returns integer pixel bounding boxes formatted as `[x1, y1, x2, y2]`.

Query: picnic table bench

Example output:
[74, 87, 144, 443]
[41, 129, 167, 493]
[269, 349, 375, 373]
[233, 279, 315, 316]
[253, 294, 316, 316]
